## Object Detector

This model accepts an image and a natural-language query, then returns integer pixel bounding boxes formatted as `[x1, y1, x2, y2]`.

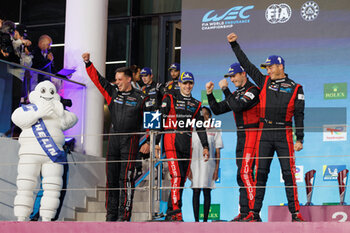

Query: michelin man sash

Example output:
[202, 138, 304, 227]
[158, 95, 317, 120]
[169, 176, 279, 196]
[22, 104, 67, 163]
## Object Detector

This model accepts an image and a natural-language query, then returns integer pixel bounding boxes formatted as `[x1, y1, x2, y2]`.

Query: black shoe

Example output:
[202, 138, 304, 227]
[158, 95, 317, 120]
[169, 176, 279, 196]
[116, 218, 128, 222]
[241, 211, 262, 222]
[30, 217, 39, 221]
[163, 216, 184, 222]
[291, 212, 305, 222]
[231, 213, 248, 222]
[106, 214, 118, 221]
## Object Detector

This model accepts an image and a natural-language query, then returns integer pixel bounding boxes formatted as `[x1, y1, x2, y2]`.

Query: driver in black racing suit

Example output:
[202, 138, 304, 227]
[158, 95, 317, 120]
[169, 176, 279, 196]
[82, 52, 149, 222]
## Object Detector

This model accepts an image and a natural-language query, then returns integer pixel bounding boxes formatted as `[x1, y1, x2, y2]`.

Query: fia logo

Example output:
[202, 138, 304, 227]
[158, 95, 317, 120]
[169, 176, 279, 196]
[301, 1, 319, 21]
[265, 3, 292, 24]
[143, 111, 161, 129]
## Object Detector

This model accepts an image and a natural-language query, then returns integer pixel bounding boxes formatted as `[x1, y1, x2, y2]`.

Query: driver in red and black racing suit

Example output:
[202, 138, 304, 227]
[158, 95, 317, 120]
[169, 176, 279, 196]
[227, 32, 305, 222]
[159, 71, 209, 221]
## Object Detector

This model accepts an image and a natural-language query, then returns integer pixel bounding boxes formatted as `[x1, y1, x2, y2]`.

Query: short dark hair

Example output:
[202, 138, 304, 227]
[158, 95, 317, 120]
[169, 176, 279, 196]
[115, 67, 133, 78]
[129, 64, 140, 74]
[202, 106, 212, 118]
[1, 20, 15, 34]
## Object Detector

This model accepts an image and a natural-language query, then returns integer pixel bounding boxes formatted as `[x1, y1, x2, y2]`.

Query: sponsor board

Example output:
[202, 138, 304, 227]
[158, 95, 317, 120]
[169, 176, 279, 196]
[324, 83, 347, 100]
[323, 165, 346, 181]
[323, 124, 347, 141]
[201, 89, 222, 106]
[201, 5, 254, 30]
[301, 1, 320, 21]
[265, 3, 292, 24]
[280, 165, 304, 183]
[199, 204, 220, 220]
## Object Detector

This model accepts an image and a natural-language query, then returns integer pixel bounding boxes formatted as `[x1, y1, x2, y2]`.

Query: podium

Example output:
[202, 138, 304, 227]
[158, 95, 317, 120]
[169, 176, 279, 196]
[268, 205, 350, 222]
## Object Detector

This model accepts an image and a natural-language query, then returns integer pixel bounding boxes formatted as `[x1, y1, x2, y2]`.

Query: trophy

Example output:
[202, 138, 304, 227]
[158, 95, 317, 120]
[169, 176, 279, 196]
[337, 169, 349, 205]
[304, 170, 316, 206]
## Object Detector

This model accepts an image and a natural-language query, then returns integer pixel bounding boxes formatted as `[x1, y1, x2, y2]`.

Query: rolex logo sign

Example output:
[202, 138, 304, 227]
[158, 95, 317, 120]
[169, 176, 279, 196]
[324, 83, 347, 100]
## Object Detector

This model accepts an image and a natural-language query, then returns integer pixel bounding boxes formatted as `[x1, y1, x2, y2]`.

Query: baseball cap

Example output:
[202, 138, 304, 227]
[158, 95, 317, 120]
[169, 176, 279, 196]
[179, 72, 194, 83]
[260, 55, 285, 69]
[224, 63, 245, 77]
[140, 67, 152, 76]
[16, 24, 27, 37]
[168, 63, 180, 71]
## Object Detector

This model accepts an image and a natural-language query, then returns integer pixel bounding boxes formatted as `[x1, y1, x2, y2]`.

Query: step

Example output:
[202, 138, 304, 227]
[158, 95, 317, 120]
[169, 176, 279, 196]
[75, 212, 106, 221]
[130, 212, 150, 222]
[133, 189, 151, 202]
[132, 201, 160, 213]
[86, 201, 106, 213]
[97, 190, 106, 202]
[94, 188, 158, 205]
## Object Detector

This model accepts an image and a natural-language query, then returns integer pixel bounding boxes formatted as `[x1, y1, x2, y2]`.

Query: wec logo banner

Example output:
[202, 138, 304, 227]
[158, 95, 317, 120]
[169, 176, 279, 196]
[202, 5, 254, 30]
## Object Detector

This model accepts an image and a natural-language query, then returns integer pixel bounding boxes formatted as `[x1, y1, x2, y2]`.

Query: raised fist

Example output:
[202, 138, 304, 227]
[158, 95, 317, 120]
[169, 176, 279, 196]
[206, 81, 214, 94]
[227, 33, 238, 43]
[82, 52, 90, 62]
[219, 79, 229, 89]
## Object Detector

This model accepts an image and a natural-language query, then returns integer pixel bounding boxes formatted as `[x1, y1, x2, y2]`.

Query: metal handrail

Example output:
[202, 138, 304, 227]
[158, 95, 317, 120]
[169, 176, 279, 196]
[134, 159, 164, 187]
[132, 132, 166, 220]
[0, 59, 86, 87]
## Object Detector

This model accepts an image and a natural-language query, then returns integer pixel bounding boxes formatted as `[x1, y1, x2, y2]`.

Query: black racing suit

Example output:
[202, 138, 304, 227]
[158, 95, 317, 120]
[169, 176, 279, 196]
[142, 81, 165, 111]
[85, 62, 148, 221]
[164, 79, 180, 95]
[207, 80, 260, 214]
[230, 41, 305, 214]
[135, 81, 165, 169]
[160, 92, 209, 220]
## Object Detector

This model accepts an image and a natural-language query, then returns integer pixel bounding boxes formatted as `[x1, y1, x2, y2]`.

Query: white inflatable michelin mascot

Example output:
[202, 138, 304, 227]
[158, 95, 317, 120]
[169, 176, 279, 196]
[11, 81, 78, 221]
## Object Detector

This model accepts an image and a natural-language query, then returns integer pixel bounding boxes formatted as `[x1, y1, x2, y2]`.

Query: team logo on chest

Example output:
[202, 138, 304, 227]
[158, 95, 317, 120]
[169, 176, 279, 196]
[280, 87, 292, 93]
[114, 96, 124, 104]
[268, 83, 279, 92]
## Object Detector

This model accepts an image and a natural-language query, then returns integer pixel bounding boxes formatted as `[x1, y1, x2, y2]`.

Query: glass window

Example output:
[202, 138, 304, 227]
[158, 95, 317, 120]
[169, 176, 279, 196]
[106, 20, 129, 62]
[26, 24, 65, 44]
[132, 0, 181, 16]
[165, 20, 181, 82]
[50, 46, 64, 72]
[105, 63, 126, 83]
[1, 0, 20, 22]
[21, 0, 66, 25]
[26, 25, 65, 71]
[131, 17, 159, 80]
[108, 0, 130, 17]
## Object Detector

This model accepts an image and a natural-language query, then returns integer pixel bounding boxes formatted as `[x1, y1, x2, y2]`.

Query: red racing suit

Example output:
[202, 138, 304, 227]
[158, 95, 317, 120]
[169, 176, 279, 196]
[160, 92, 209, 220]
[230, 41, 305, 214]
[207, 80, 260, 214]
